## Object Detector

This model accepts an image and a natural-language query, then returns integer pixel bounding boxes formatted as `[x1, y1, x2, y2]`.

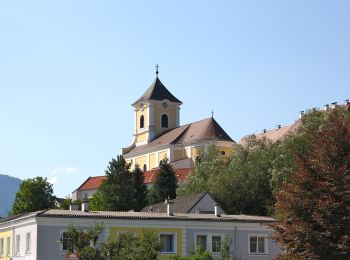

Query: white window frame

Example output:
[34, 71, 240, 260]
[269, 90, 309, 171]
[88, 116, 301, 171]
[59, 230, 71, 253]
[6, 236, 10, 257]
[0, 237, 4, 257]
[248, 234, 268, 255]
[25, 232, 31, 254]
[195, 233, 225, 253]
[195, 233, 208, 252]
[159, 232, 177, 255]
[211, 234, 224, 254]
[15, 234, 20, 256]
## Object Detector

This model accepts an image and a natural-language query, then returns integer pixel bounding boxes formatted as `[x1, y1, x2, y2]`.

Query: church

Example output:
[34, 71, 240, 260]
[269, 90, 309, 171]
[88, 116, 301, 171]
[121, 68, 235, 172]
[72, 68, 235, 200]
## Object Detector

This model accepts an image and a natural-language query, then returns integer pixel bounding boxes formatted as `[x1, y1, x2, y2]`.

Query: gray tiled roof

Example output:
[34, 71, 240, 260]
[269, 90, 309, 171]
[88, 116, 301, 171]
[123, 117, 234, 158]
[141, 192, 209, 213]
[37, 209, 275, 223]
[132, 78, 182, 106]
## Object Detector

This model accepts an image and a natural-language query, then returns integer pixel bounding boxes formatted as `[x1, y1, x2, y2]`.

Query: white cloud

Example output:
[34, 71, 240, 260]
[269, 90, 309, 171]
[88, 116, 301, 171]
[48, 166, 78, 176]
[48, 177, 58, 184]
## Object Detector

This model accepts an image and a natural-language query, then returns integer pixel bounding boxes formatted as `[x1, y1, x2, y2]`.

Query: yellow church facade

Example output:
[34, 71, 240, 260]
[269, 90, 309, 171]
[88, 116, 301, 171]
[122, 73, 235, 171]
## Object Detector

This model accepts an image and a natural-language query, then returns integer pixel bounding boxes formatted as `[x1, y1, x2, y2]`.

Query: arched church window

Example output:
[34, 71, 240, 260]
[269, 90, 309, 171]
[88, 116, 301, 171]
[161, 114, 168, 128]
[140, 115, 144, 128]
[143, 164, 147, 172]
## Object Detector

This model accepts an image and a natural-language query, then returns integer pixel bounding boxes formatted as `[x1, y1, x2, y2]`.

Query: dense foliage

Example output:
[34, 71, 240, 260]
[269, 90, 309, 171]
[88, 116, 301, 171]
[89, 155, 147, 211]
[60, 224, 161, 260]
[11, 176, 55, 215]
[273, 109, 350, 259]
[147, 158, 177, 204]
[179, 107, 350, 218]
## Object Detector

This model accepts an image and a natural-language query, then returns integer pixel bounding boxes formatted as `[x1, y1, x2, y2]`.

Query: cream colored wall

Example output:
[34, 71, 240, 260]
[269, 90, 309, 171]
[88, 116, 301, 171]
[136, 109, 148, 130]
[217, 146, 233, 157]
[0, 230, 13, 260]
[154, 103, 177, 137]
[158, 150, 168, 164]
[149, 153, 156, 169]
[174, 149, 187, 161]
[135, 156, 147, 169]
[136, 132, 148, 143]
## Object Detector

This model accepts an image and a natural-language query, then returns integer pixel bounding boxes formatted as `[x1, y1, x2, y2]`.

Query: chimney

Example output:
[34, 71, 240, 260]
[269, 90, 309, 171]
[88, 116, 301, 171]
[165, 199, 174, 216]
[331, 102, 338, 109]
[81, 201, 89, 212]
[276, 125, 281, 130]
[345, 99, 350, 105]
[299, 111, 304, 119]
[69, 204, 79, 211]
[214, 203, 221, 217]
[324, 104, 329, 111]
[262, 129, 267, 133]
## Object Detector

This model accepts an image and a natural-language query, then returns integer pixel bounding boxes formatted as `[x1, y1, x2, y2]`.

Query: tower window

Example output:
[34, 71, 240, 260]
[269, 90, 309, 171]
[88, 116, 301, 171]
[161, 114, 168, 128]
[140, 115, 145, 128]
[143, 164, 147, 172]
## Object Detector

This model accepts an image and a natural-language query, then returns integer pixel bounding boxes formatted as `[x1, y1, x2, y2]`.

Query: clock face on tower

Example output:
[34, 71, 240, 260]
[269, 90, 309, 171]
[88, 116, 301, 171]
[162, 101, 168, 109]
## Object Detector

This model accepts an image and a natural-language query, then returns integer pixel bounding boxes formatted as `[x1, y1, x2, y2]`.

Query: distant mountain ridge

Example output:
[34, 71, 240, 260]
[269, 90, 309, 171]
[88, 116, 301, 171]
[0, 174, 22, 217]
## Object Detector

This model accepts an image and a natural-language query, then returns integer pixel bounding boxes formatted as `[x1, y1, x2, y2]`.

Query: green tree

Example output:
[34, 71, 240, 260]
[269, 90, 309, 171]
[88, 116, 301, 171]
[12, 176, 55, 215]
[170, 246, 214, 260]
[98, 155, 133, 211]
[131, 166, 147, 211]
[89, 190, 105, 211]
[178, 144, 229, 197]
[148, 158, 177, 204]
[273, 109, 350, 259]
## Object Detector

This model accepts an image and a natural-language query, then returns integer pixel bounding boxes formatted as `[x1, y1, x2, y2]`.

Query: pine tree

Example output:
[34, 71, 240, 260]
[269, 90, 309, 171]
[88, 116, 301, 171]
[273, 110, 350, 259]
[148, 158, 177, 204]
[131, 166, 147, 211]
[98, 155, 133, 211]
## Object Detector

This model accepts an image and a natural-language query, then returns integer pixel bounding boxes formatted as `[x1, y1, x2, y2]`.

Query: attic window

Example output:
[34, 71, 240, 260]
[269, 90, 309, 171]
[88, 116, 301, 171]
[161, 114, 168, 128]
[221, 151, 226, 156]
[140, 115, 145, 128]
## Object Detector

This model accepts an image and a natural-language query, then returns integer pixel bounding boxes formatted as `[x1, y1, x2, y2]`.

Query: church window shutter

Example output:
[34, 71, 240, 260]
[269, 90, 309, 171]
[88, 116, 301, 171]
[161, 114, 168, 128]
[140, 115, 145, 128]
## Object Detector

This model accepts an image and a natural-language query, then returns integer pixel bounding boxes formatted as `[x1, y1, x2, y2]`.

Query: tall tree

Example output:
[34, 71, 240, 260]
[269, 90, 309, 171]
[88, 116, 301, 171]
[131, 166, 147, 211]
[273, 110, 350, 259]
[98, 155, 133, 211]
[12, 176, 55, 215]
[148, 158, 177, 204]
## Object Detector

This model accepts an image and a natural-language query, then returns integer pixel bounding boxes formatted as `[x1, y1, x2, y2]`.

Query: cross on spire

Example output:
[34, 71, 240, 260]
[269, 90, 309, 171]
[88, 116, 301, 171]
[211, 110, 214, 118]
[155, 64, 159, 78]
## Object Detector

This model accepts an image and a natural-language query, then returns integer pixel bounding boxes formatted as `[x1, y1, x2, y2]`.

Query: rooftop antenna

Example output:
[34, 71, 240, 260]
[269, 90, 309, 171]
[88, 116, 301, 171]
[155, 64, 159, 78]
[211, 110, 214, 118]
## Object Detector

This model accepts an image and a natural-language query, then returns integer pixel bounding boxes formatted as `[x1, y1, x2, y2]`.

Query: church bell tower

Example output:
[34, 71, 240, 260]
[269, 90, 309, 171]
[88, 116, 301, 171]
[131, 65, 182, 146]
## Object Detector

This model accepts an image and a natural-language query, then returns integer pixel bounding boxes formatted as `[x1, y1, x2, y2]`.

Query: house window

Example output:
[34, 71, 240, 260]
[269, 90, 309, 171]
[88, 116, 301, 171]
[161, 114, 168, 128]
[196, 235, 207, 251]
[249, 235, 267, 254]
[61, 232, 72, 252]
[0, 238, 4, 256]
[212, 236, 222, 253]
[140, 115, 145, 129]
[15, 234, 20, 255]
[6, 237, 10, 256]
[26, 232, 31, 254]
[160, 234, 175, 254]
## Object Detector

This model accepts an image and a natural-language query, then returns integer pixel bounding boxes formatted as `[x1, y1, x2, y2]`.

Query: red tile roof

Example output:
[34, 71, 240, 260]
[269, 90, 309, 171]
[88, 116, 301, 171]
[78, 176, 107, 191]
[77, 168, 192, 191]
[143, 168, 191, 184]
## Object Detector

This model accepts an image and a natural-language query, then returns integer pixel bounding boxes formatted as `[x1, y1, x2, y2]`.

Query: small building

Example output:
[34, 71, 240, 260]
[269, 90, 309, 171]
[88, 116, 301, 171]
[71, 176, 106, 201]
[142, 192, 226, 215]
[0, 206, 281, 260]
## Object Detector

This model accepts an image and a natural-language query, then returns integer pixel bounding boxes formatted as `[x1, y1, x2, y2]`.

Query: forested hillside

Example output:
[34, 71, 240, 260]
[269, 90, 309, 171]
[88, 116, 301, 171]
[0, 174, 22, 216]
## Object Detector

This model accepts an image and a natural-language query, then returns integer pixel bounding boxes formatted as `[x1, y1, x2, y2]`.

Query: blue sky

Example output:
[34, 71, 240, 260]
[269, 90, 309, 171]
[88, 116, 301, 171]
[0, 1, 349, 197]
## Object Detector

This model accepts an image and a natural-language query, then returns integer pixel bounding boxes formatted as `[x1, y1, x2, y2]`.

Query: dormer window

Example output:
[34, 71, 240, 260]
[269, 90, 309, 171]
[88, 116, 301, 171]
[161, 114, 168, 128]
[140, 115, 145, 129]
